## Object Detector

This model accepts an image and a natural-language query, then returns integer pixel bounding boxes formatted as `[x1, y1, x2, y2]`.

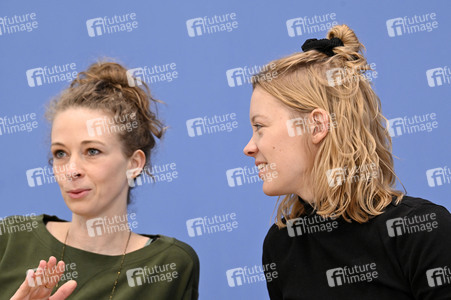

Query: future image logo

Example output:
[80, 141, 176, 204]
[0, 214, 38, 235]
[386, 213, 438, 237]
[426, 66, 451, 87]
[0, 13, 38, 36]
[26, 168, 46, 187]
[286, 113, 337, 137]
[86, 113, 138, 137]
[226, 163, 278, 187]
[25, 63, 78, 87]
[286, 13, 338, 37]
[186, 213, 238, 237]
[226, 263, 277, 288]
[186, 13, 238, 37]
[326, 263, 378, 287]
[126, 68, 145, 86]
[126, 264, 178, 287]
[426, 166, 451, 188]
[126, 63, 178, 86]
[86, 13, 138, 37]
[226, 68, 246, 87]
[286, 215, 338, 237]
[325, 163, 378, 188]
[126, 163, 179, 187]
[226, 263, 279, 288]
[26, 262, 78, 288]
[186, 113, 238, 137]
[26, 163, 78, 188]
[0, 113, 38, 136]
[86, 213, 138, 237]
[387, 113, 438, 138]
[426, 267, 451, 287]
[325, 67, 345, 87]
[325, 63, 378, 87]
[386, 13, 438, 37]
[225, 63, 277, 87]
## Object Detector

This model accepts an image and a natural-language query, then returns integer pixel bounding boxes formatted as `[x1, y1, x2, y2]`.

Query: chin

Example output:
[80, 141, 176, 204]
[63, 197, 93, 216]
[65, 203, 88, 215]
[262, 182, 285, 197]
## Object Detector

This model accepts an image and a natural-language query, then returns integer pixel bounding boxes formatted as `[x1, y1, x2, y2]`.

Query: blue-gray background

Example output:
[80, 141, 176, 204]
[0, 1, 449, 299]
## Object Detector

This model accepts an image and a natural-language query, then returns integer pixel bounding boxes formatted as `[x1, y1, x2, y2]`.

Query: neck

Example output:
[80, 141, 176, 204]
[67, 210, 131, 256]
[296, 185, 315, 205]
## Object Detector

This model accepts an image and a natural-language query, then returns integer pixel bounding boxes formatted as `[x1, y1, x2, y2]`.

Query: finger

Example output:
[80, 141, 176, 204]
[49, 280, 77, 300]
[47, 256, 57, 270]
[10, 270, 34, 299]
[44, 257, 56, 286]
[35, 260, 47, 284]
[52, 261, 66, 287]
[56, 260, 66, 277]
[34, 259, 55, 298]
[31, 260, 47, 288]
[44, 256, 60, 289]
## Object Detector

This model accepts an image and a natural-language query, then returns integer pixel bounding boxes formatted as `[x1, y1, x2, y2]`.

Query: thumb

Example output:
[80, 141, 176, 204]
[49, 280, 77, 300]
[10, 270, 35, 300]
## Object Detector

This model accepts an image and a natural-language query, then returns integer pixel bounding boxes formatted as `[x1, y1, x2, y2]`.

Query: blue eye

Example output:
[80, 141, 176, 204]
[87, 148, 100, 156]
[53, 150, 66, 159]
[253, 124, 262, 131]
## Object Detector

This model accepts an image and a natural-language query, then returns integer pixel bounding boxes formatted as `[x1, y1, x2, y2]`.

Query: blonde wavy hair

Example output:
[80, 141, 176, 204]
[252, 24, 404, 227]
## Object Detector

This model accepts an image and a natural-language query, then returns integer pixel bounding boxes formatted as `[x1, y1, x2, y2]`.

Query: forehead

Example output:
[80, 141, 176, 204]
[249, 87, 290, 120]
[51, 107, 118, 143]
[52, 108, 106, 129]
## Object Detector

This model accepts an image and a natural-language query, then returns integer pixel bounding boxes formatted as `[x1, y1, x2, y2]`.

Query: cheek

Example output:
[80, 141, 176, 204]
[87, 158, 128, 188]
[107, 158, 130, 184]
[273, 140, 309, 177]
[53, 165, 73, 186]
[102, 163, 126, 184]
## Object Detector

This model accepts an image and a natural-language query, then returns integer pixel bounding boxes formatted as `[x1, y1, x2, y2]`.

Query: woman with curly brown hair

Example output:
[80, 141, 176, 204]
[2, 62, 199, 300]
[244, 24, 451, 299]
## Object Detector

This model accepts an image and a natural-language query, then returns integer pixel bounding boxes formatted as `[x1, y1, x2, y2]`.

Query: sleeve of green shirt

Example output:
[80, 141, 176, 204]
[0, 215, 200, 300]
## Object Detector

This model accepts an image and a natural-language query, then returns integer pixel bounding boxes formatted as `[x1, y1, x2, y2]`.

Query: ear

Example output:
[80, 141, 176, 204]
[309, 108, 330, 144]
[127, 150, 146, 178]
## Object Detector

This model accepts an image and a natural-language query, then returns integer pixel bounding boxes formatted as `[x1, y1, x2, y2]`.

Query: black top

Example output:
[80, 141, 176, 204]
[262, 196, 451, 299]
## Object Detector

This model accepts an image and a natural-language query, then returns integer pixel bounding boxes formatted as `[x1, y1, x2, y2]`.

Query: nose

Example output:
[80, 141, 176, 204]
[243, 137, 258, 157]
[64, 156, 83, 181]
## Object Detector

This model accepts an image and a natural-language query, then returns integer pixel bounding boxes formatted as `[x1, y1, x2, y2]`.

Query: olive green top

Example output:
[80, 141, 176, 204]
[0, 214, 199, 299]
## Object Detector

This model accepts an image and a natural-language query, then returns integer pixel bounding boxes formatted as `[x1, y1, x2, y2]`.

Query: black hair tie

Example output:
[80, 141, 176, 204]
[301, 37, 344, 57]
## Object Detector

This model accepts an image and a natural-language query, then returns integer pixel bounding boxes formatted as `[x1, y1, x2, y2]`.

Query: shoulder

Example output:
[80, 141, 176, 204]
[264, 222, 284, 240]
[0, 214, 44, 254]
[387, 195, 448, 213]
[378, 195, 450, 222]
[379, 196, 451, 297]
[1, 213, 43, 223]
[0, 213, 43, 235]
[155, 235, 199, 268]
[263, 222, 289, 253]
[366, 195, 451, 238]
[172, 237, 200, 266]
[374, 195, 451, 250]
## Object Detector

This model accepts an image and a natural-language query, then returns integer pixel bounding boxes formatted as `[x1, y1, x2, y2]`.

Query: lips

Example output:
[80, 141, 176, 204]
[66, 189, 91, 199]
[255, 161, 267, 167]
[255, 161, 268, 171]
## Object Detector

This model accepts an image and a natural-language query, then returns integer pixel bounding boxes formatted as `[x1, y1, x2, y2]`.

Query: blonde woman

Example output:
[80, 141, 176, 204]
[2, 62, 199, 299]
[244, 24, 451, 299]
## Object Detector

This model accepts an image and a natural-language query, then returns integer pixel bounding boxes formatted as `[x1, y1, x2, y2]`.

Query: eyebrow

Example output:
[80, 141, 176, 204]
[51, 140, 106, 147]
[251, 114, 268, 123]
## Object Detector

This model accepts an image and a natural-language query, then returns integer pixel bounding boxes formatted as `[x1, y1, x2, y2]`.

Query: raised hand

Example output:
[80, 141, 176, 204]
[10, 256, 77, 300]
